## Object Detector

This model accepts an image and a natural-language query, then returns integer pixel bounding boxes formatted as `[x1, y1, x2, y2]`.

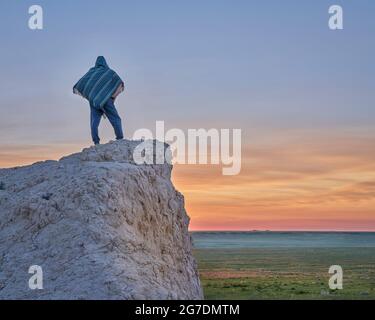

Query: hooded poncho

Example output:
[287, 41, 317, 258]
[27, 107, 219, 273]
[73, 56, 124, 110]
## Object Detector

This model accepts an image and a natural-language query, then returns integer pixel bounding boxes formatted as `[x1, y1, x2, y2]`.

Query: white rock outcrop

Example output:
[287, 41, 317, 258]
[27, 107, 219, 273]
[0, 140, 203, 300]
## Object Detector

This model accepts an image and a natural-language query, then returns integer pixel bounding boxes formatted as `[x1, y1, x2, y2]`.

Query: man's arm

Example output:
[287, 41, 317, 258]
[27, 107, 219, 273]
[112, 82, 125, 100]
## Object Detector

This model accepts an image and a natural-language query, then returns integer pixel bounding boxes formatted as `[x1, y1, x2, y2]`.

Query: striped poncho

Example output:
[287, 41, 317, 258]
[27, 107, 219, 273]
[73, 56, 124, 110]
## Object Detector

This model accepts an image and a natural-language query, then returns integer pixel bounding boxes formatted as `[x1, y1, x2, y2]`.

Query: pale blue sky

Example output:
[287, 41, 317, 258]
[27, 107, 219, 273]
[0, 0, 374, 146]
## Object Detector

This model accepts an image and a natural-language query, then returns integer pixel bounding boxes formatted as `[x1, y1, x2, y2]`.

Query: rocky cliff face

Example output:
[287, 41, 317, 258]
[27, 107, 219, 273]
[0, 140, 203, 300]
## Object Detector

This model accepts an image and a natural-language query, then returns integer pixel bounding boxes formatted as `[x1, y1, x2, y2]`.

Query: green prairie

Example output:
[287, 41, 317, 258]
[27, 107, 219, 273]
[193, 248, 375, 300]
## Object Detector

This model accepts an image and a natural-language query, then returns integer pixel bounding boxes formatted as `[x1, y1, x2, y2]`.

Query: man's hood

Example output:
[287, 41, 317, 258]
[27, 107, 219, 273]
[95, 56, 109, 68]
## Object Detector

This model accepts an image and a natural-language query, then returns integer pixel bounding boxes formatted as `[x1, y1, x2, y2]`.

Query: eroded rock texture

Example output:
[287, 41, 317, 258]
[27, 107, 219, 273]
[0, 140, 203, 299]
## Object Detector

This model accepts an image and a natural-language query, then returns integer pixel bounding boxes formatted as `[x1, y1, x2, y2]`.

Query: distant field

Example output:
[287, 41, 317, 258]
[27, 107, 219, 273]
[193, 248, 375, 299]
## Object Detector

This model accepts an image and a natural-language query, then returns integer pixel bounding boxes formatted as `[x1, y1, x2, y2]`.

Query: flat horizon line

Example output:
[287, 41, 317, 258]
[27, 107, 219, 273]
[189, 230, 375, 233]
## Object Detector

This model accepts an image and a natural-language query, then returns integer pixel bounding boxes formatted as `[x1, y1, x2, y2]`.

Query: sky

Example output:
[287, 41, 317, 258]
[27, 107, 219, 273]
[0, 0, 374, 231]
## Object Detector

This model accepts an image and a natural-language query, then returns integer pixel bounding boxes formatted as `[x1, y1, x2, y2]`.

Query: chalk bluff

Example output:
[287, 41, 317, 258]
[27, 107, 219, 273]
[0, 140, 203, 299]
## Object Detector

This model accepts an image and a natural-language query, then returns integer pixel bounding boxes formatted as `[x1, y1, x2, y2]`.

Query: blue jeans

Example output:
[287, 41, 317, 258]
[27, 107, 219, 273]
[90, 98, 124, 145]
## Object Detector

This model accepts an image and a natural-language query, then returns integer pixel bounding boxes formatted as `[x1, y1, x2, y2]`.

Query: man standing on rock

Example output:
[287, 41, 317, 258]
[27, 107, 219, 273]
[73, 56, 124, 145]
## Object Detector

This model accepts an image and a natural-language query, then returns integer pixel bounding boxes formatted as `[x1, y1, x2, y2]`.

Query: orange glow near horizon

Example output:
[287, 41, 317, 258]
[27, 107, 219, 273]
[172, 129, 375, 231]
[1, 129, 375, 231]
